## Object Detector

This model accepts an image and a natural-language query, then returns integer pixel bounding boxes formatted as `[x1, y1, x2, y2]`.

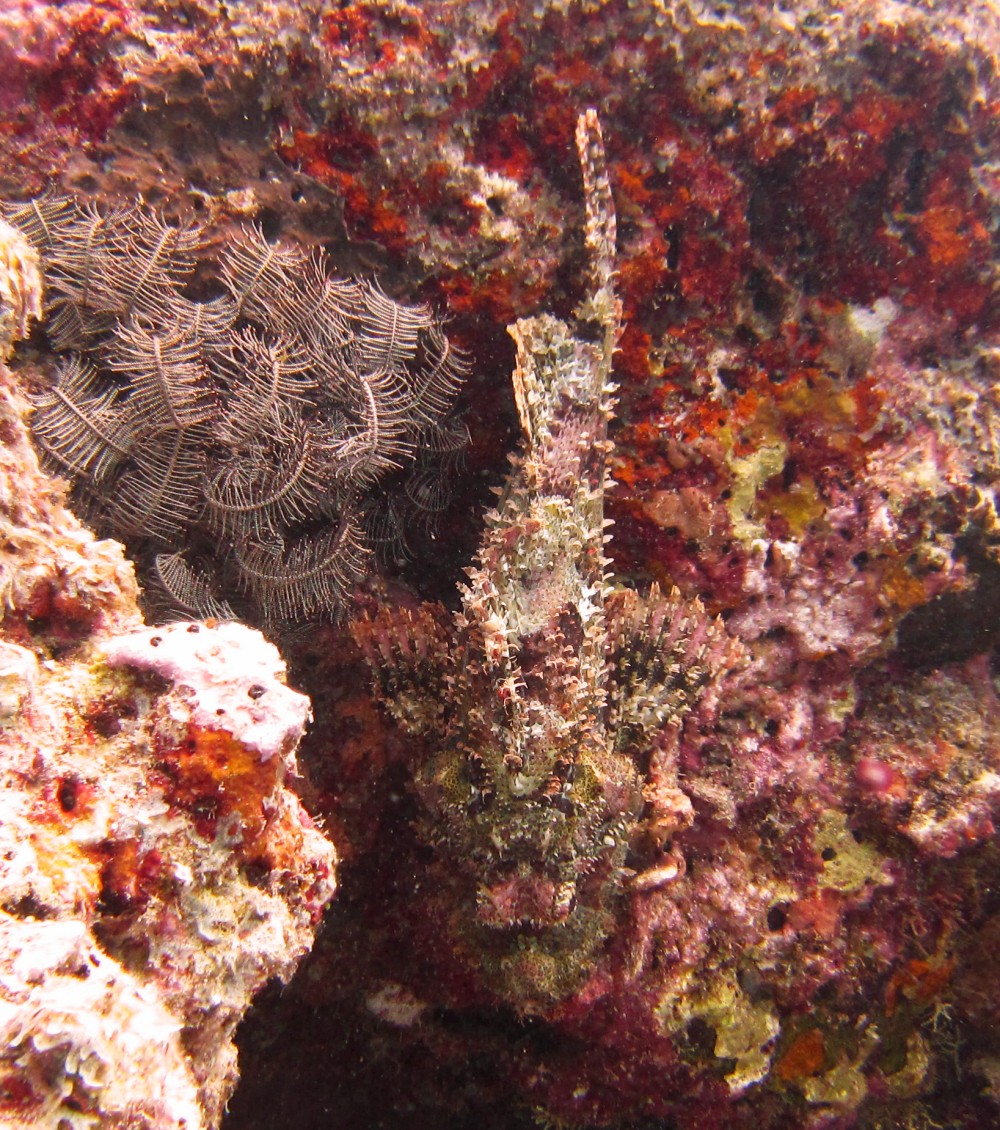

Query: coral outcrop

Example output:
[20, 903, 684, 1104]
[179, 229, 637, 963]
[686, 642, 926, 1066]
[0, 219, 41, 358]
[0, 287, 336, 1128]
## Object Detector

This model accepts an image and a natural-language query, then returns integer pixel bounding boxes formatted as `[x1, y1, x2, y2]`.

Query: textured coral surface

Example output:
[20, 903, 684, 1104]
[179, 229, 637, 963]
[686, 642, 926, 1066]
[0, 276, 336, 1130]
[1, 0, 999, 1128]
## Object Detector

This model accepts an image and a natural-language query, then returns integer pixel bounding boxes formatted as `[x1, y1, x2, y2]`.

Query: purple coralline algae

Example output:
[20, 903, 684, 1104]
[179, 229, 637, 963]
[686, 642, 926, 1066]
[0, 2, 999, 1129]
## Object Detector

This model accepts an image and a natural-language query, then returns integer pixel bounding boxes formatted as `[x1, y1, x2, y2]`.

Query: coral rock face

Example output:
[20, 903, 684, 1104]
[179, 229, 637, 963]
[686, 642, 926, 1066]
[0, 218, 41, 357]
[5, 1, 998, 1125]
[354, 112, 740, 1008]
[0, 916, 203, 1130]
[0, 354, 336, 1127]
[101, 620, 311, 765]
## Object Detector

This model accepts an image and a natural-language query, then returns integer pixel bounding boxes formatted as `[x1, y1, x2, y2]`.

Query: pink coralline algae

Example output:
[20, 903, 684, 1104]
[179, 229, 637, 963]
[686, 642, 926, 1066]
[0, 613, 337, 1129]
[0, 582, 336, 1128]
[1, 2, 1000, 1130]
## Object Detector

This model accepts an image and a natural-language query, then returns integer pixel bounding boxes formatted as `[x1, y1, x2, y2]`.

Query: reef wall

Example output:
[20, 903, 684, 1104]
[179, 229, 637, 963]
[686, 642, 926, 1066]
[0, 2, 999, 1129]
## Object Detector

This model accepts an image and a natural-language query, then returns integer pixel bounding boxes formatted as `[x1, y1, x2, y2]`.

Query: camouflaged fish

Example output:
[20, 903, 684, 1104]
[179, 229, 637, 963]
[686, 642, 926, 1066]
[353, 111, 740, 1008]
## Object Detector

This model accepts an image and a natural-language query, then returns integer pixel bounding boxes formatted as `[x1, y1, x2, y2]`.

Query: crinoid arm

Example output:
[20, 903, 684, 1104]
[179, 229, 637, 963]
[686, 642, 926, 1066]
[209, 327, 317, 448]
[42, 200, 205, 350]
[0, 191, 77, 252]
[103, 319, 216, 433]
[104, 429, 208, 542]
[151, 551, 237, 622]
[204, 420, 336, 539]
[42, 201, 135, 349]
[104, 207, 205, 324]
[408, 322, 469, 430]
[30, 355, 132, 483]
[349, 279, 435, 375]
[217, 223, 311, 325]
[235, 515, 371, 624]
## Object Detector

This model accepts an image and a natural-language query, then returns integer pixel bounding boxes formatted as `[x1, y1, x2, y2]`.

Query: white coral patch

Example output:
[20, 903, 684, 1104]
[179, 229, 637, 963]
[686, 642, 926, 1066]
[101, 621, 311, 761]
[0, 914, 203, 1130]
[0, 218, 42, 356]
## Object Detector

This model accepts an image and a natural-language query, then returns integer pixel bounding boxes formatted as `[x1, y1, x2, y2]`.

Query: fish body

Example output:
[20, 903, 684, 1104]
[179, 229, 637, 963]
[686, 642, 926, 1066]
[355, 112, 737, 1006]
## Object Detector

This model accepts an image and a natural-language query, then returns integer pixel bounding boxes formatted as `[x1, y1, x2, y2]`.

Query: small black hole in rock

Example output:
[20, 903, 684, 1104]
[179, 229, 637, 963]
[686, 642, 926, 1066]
[58, 776, 79, 813]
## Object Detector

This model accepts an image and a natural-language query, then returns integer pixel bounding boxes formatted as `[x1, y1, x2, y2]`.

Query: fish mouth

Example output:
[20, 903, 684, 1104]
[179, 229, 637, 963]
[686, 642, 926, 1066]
[475, 866, 577, 929]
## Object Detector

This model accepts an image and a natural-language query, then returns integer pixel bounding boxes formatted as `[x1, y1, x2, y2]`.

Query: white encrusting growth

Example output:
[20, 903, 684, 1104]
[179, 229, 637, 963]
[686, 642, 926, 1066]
[101, 620, 311, 762]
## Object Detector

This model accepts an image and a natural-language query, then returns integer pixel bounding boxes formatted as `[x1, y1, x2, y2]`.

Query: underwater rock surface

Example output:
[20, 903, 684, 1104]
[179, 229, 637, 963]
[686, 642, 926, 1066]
[0, 264, 336, 1129]
[1, 1, 999, 1128]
